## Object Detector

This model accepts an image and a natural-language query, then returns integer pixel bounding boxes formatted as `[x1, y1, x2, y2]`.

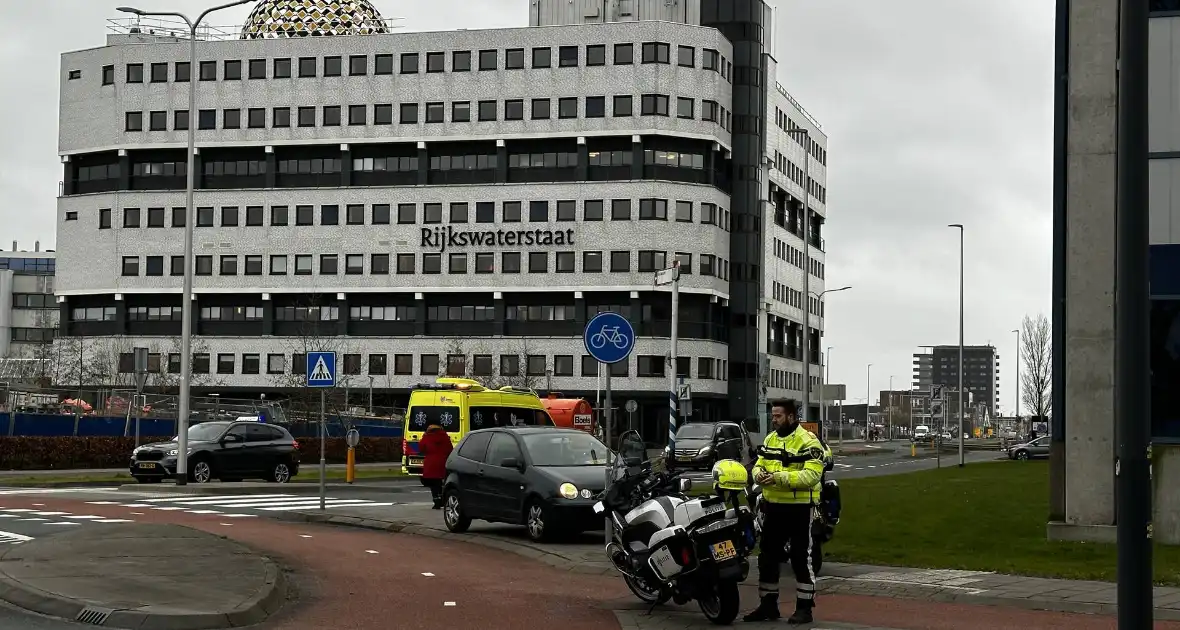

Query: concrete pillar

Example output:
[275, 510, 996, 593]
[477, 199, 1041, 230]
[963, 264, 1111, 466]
[493, 292, 506, 336]
[117, 150, 130, 191]
[264, 146, 276, 188]
[630, 135, 643, 180]
[340, 144, 351, 187]
[261, 294, 273, 336]
[496, 139, 508, 184]
[1048, 0, 1119, 543]
[417, 142, 428, 186]
[576, 137, 588, 181]
[414, 292, 426, 336]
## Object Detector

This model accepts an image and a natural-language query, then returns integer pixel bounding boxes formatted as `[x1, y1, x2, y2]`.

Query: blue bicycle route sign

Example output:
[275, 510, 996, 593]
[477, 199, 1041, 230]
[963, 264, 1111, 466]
[306, 351, 337, 388]
[583, 312, 636, 364]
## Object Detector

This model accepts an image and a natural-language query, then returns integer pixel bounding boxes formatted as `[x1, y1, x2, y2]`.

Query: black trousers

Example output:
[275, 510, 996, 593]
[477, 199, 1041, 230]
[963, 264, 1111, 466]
[757, 502, 817, 608]
[421, 477, 442, 502]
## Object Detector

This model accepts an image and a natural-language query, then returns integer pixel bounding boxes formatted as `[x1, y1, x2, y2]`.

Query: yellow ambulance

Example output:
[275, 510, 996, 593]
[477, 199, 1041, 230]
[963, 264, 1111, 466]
[401, 378, 555, 475]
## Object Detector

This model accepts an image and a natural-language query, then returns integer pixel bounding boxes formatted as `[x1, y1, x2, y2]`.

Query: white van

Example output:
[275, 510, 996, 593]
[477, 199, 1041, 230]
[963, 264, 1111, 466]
[913, 425, 930, 441]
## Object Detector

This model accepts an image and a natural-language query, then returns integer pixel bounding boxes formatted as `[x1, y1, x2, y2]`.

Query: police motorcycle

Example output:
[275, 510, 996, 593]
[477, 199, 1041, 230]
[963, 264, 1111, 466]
[593, 431, 758, 625]
[747, 445, 842, 575]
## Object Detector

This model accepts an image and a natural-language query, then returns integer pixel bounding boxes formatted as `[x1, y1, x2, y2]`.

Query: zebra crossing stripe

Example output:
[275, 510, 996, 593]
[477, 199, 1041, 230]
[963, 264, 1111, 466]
[257, 501, 396, 512]
[141, 494, 295, 503]
[0, 530, 32, 543]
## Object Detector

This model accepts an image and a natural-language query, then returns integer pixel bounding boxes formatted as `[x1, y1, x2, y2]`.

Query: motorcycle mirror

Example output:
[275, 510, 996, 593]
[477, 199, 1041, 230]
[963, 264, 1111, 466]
[618, 430, 646, 467]
[678, 478, 693, 493]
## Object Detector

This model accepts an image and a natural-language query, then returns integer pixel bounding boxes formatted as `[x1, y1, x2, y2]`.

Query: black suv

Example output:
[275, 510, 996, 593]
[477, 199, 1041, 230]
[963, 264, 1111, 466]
[664, 421, 757, 470]
[130, 421, 301, 484]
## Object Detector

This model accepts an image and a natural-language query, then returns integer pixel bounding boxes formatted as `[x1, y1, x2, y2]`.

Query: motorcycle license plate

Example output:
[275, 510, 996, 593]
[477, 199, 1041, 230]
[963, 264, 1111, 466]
[710, 540, 737, 561]
[648, 546, 681, 579]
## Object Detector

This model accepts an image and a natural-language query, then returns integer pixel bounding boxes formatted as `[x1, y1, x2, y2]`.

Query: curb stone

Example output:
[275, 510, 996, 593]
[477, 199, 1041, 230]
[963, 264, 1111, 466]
[0, 534, 288, 630]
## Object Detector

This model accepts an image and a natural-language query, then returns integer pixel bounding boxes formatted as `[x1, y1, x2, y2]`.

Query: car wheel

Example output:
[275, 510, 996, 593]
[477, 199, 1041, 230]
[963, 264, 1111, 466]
[526, 500, 554, 542]
[443, 490, 471, 533]
[269, 462, 292, 484]
[1016, 450, 1030, 461]
[188, 458, 213, 484]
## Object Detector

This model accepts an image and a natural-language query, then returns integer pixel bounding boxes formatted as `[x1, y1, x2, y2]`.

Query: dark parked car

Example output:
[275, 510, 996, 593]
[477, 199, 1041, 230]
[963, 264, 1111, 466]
[664, 421, 757, 470]
[441, 426, 609, 542]
[130, 421, 300, 484]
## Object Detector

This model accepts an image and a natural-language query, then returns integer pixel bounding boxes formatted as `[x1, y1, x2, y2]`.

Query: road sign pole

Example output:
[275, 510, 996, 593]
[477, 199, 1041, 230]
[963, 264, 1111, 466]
[668, 261, 680, 453]
[320, 388, 326, 511]
[603, 367, 613, 544]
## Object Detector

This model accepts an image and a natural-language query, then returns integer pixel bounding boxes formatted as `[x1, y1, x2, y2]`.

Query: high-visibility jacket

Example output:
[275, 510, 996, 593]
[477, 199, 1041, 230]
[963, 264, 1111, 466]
[752, 425, 825, 505]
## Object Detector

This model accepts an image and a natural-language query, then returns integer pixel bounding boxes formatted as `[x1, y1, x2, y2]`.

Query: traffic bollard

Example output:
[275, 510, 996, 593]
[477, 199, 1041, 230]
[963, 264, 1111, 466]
[346, 447, 356, 484]
[911, 442, 916, 458]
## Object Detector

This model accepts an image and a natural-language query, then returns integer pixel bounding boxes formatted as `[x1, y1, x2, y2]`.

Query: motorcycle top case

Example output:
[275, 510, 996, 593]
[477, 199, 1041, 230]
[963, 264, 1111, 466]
[673, 496, 729, 526]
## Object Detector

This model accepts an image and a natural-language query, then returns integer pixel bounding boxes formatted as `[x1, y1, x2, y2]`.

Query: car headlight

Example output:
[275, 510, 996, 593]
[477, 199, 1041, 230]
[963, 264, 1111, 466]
[558, 482, 579, 499]
[664, 445, 671, 454]
[698, 446, 713, 456]
[168, 449, 179, 456]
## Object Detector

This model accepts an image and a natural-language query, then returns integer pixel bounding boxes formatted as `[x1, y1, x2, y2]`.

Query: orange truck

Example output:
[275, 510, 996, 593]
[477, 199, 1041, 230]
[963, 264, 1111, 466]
[540, 394, 595, 433]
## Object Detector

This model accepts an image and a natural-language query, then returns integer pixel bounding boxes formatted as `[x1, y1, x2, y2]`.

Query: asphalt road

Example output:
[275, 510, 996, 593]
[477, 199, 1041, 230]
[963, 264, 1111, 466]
[827, 448, 1005, 480]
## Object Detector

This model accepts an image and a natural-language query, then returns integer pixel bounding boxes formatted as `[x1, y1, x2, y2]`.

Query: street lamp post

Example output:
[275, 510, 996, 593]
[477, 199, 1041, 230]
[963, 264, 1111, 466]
[866, 363, 872, 440]
[117, 0, 253, 486]
[1011, 327, 1020, 433]
[810, 286, 849, 439]
[823, 346, 832, 442]
[888, 375, 895, 441]
[784, 127, 815, 422]
[949, 223, 965, 467]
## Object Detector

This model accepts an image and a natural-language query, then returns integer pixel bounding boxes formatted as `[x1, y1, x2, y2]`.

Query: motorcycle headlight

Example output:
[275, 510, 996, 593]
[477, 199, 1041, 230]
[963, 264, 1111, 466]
[559, 482, 579, 499]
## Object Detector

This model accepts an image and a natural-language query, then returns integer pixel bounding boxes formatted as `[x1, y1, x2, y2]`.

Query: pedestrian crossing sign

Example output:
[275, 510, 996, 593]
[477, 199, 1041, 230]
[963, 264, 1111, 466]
[306, 351, 336, 388]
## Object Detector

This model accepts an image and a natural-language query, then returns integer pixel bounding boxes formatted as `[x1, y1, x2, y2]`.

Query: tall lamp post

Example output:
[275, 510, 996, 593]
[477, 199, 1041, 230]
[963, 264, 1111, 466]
[824, 346, 833, 442]
[783, 127, 817, 422]
[888, 375, 895, 441]
[812, 286, 849, 438]
[949, 223, 965, 467]
[1011, 327, 1020, 434]
[865, 363, 872, 439]
[117, 0, 253, 485]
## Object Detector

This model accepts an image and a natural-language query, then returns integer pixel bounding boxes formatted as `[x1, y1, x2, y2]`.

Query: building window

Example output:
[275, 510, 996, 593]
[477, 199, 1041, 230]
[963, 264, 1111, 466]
[298, 57, 316, 77]
[613, 95, 632, 117]
[677, 97, 694, 119]
[324, 56, 342, 77]
[587, 44, 606, 66]
[452, 101, 471, 122]
[558, 45, 578, 67]
[638, 250, 667, 272]
[423, 253, 442, 274]
[503, 201, 522, 222]
[505, 99, 524, 121]
[553, 355, 574, 377]
[218, 255, 237, 275]
[346, 254, 364, 275]
[556, 251, 575, 273]
[393, 354, 413, 375]
[196, 207, 214, 227]
[529, 200, 549, 222]
[529, 252, 548, 273]
[371, 253, 389, 274]
[321, 205, 339, 225]
[216, 354, 235, 375]
[611, 199, 631, 220]
[426, 52, 445, 72]
[639, 198, 668, 220]
[583, 200, 604, 221]
[642, 42, 670, 64]
[125, 111, 143, 132]
[703, 49, 719, 71]
[123, 207, 141, 228]
[99, 208, 112, 229]
[478, 49, 498, 71]
[450, 202, 469, 223]
[558, 97, 577, 119]
[348, 104, 366, 125]
[273, 58, 291, 78]
[375, 54, 393, 75]
[346, 204, 365, 225]
[506, 48, 525, 69]
[614, 43, 633, 65]
[195, 256, 213, 275]
[421, 354, 440, 376]
[320, 254, 338, 275]
[121, 256, 139, 276]
[610, 251, 630, 272]
[368, 354, 387, 375]
[400, 53, 419, 74]
[555, 200, 576, 222]
[323, 105, 341, 126]
[583, 251, 603, 273]
[478, 100, 497, 121]
[349, 54, 367, 76]
[531, 98, 550, 120]
[197, 60, 216, 81]
[527, 355, 547, 377]
[424, 203, 443, 224]
[502, 252, 521, 273]
[585, 96, 606, 118]
[270, 255, 287, 275]
[449, 253, 467, 274]
[144, 256, 163, 276]
[532, 47, 551, 68]
[267, 354, 286, 374]
[675, 200, 693, 222]
[400, 103, 418, 124]
[146, 207, 165, 228]
[641, 94, 669, 116]
[222, 108, 241, 129]
[453, 50, 471, 72]
[500, 355, 520, 378]
[475, 202, 495, 223]
[294, 255, 312, 275]
[396, 253, 415, 274]
[677, 45, 695, 67]
[126, 63, 144, 83]
[221, 206, 238, 227]
[474, 252, 494, 273]
[102, 65, 115, 85]
[638, 355, 666, 377]
[296, 205, 314, 225]
[426, 102, 444, 123]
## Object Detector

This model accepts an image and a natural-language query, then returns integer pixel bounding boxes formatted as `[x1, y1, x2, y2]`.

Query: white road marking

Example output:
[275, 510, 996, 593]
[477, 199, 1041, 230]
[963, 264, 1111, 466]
[31, 511, 69, 516]
[443, 601, 455, 606]
[63, 515, 102, 520]
[120, 504, 152, 508]
[422, 572, 434, 577]
[31, 503, 45, 507]
[130, 512, 144, 515]
[257, 501, 395, 512]
[17, 518, 47, 522]
[220, 523, 233, 526]
[185, 510, 222, 515]
[1, 509, 37, 513]
[141, 494, 294, 503]
[0, 515, 15, 518]
[223, 514, 256, 518]
[300, 535, 313, 538]
[151, 507, 187, 511]
[95, 519, 134, 523]
[46, 522, 80, 526]
[0, 530, 33, 543]
[365, 550, 379, 554]
[86, 501, 120, 505]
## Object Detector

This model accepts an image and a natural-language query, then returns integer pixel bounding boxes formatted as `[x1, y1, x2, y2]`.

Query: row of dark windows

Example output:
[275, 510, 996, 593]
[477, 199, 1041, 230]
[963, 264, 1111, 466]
[10, 327, 54, 343]
[773, 107, 827, 167]
[771, 237, 827, 280]
[98, 42, 733, 85]
[94, 199, 731, 230]
[116, 250, 734, 279]
[770, 281, 825, 318]
[772, 150, 828, 205]
[122, 94, 730, 131]
[117, 350, 730, 382]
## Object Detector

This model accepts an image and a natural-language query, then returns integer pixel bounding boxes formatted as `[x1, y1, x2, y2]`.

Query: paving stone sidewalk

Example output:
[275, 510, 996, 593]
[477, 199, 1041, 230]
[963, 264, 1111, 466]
[614, 609, 898, 629]
[276, 502, 1180, 620]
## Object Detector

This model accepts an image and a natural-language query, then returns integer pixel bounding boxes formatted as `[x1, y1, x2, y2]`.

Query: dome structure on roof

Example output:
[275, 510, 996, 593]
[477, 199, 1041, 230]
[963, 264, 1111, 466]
[240, 0, 387, 39]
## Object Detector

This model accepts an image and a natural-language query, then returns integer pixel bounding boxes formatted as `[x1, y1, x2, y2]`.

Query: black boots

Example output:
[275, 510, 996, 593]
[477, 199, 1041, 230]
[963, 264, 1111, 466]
[742, 595, 780, 622]
[786, 602, 814, 625]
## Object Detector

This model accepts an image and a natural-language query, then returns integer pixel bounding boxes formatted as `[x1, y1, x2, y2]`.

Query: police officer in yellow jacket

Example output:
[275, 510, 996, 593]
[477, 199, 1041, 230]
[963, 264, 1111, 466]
[744, 399, 825, 625]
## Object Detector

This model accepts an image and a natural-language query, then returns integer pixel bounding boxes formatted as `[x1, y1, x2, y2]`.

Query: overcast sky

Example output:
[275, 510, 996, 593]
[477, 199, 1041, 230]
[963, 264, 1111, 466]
[0, 1, 1054, 414]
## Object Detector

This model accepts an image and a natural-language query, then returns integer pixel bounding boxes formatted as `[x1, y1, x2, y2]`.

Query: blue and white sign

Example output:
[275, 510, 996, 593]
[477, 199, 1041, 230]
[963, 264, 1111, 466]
[584, 312, 636, 364]
[306, 351, 337, 388]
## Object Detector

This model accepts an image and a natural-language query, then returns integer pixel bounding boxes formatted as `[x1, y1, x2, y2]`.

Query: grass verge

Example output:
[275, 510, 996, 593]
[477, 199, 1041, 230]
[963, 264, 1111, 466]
[0, 466, 407, 486]
[824, 459, 1180, 584]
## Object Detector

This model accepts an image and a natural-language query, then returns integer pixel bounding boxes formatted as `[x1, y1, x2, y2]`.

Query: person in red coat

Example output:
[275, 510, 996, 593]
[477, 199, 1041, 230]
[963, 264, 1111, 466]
[418, 424, 453, 509]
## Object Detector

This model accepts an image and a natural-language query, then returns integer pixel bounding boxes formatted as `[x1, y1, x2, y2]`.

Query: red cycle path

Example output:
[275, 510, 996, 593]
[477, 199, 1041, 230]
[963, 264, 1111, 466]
[3, 496, 1179, 630]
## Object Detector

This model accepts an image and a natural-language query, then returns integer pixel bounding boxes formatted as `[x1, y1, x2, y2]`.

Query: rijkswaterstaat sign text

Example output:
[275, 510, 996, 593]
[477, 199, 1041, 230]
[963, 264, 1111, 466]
[421, 226, 575, 253]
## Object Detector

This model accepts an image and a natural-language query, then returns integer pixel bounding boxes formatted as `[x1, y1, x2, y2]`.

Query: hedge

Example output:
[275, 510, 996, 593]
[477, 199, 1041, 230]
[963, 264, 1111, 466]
[0, 436, 402, 471]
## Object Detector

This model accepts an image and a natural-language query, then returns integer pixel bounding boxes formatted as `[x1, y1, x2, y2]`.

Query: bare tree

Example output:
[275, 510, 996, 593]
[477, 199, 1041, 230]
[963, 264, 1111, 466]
[437, 337, 543, 391]
[1020, 313, 1052, 420]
